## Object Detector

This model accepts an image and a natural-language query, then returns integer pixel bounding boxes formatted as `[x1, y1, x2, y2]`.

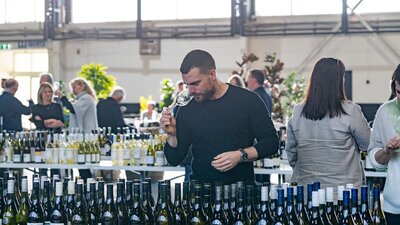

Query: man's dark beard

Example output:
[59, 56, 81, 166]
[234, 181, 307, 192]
[194, 87, 216, 103]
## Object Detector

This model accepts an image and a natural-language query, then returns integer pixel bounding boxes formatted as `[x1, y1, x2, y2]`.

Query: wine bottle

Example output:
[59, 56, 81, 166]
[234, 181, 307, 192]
[359, 186, 373, 225]
[125, 181, 133, 219]
[50, 181, 67, 225]
[101, 184, 116, 225]
[155, 183, 173, 225]
[313, 182, 320, 192]
[146, 135, 155, 166]
[325, 187, 338, 225]
[66, 181, 75, 224]
[172, 183, 187, 225]
[336, 186, 344, 220]
[182, 181, 190, 217]
[255, 184, 262, 214]
[233, 186, 251, 225]
[210, 186, 227, 225]
[306, 183, 313, 220]
[0, 178, 4, 225]
[87, 182, 99, 225]
[222, 185, 233, 224]
[291, 182, 298, 207]
[286, 186, 300, 225]
[309, 191, 324, 225]
[245, 185, 258, 223]
[115, 182, 128, 225]
[370, 185, 386, 225]
[274, 188, 289, 225]
[16, 177, 29, 225]
[350, 188, 363, 225]
[71, 183, 87, 225]
[317, 189, 332, 225]
[188, 184, 207, 225]
[202, 183, 212, 223]
[13, 133, 22, 163]
[269, 185, 278, 221]
[255, 186, 273, 225]
[3, 178, 17, 225]
[27, 177, 44, 225]
[144, 178, 155, 208]
[296, 185, 310, 225]
[129, 183, 145, 224]
[338, 190, 354, 225]
[142, 181, 155, 225]
[42, 180, 52, 225]
[23, 134, 31, 163]
[97, 181, 105, 225]
[230, 183, 237, 220]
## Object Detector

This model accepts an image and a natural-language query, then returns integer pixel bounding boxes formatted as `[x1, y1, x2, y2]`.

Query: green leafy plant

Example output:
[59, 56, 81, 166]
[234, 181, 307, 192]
[283, 71, 306, 118]
[159, 78, 175, 109]
[77, 63, 116, 100]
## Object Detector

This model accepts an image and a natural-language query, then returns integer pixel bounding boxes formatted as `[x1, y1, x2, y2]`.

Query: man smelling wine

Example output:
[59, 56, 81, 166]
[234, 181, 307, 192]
[160, 49, 278, 185]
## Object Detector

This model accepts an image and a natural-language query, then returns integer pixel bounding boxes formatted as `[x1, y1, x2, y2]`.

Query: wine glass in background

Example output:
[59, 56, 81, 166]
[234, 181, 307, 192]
[53, 81, 60, 91]
[394, 114, 400, 152]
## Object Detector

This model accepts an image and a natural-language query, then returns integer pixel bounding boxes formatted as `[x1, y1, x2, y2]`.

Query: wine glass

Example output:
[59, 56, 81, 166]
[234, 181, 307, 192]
[170, 89, 193, 117]
[394, 114, 400, 152]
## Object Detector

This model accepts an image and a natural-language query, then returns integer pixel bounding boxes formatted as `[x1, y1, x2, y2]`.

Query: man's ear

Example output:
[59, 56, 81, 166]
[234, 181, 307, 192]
[209, 69, 217, 80]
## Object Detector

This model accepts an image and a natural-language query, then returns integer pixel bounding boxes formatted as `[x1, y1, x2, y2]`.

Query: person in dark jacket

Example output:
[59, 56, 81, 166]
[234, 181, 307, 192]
[246, 69, 273, 116]
[97, 86, 132, 134]
[0, 79, 32, 132]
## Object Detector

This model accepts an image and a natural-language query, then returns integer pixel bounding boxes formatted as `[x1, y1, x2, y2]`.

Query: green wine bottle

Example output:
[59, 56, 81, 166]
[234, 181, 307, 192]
[16, 178, 29, 225]
[129, 183, 145, 224]
[42, 180, 52, 225]
[115, 182, 128, 225]
[50, 181, 67, 225]
[87, 182, 99, 225]
[71, 183, 87, 225]
[172, 183, 187, 225]
[210, 186, 228, 225]
[255, 186, 273, 225]
[222, 185, 233, 224]
[142, 181, 155, 225]
[97, 181, 105, 225]
[27, 177, 44, 225]
[3, 178, 17, 225]
[101, 184, 116, 225]
[155, 183, 173, 225]
[233, 186, 251, 225]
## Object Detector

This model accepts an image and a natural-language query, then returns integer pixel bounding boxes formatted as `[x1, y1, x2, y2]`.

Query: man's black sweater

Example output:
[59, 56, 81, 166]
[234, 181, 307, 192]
[164, 84, 279, 184]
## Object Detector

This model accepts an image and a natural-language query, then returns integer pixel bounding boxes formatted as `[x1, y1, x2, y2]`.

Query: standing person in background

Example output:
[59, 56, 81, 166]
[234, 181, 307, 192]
[140, 100, 158, 121]
[55, 78, 98, 180]
[39, 72, 54, 85]
[0, 79, 32, 132]
[368, 64, 400, 224]
[55, 78, 98, 133]
[227, 74, 246, 88]
[160, 49, 278, 185]
[286, 57, 370, 195]
[246, 69, 273, 116]
[97, 86, 133, 134]
[31, 82, 64, 133]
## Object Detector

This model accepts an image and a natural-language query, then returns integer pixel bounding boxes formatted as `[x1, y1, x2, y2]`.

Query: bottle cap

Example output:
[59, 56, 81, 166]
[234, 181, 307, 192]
[68, 181, 75, 195]
[318, 189, 326, 205]
[312, 191, 319, 207]
[261, 186, 269, 202]
[270, 185, 278, 200]
[338, 186, 345, 200]
[56, 182, 63, 196]
[326, 187, 334, 202]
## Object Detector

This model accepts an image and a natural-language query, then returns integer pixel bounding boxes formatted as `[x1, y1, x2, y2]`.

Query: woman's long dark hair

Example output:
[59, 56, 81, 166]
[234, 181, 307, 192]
[301, 57, 348, 120]
[389, 64, 400, 100]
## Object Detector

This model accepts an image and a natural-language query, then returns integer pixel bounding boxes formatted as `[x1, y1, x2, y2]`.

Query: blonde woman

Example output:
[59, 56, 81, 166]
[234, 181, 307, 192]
[55, 78, 98, 133]
[31, 82, 64, 133]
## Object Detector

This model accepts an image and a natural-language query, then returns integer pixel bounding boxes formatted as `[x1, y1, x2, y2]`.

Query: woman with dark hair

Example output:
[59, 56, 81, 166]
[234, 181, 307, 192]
[368, 64, 400, 224]
[286, 57, 370, 195]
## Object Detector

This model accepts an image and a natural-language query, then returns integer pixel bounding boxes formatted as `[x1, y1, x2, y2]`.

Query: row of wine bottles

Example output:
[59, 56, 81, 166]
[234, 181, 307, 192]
[0, 127, 169, 167]
[0, 170, 386, 225]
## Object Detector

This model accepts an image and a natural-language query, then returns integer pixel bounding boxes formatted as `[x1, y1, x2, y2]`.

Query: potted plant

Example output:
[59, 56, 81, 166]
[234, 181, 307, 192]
[77, 63, 116, 100]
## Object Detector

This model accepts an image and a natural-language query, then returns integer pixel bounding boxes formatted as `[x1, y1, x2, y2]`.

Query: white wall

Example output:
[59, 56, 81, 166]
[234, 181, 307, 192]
[2, 33, 399, 104]
[59, 37, 246, 102]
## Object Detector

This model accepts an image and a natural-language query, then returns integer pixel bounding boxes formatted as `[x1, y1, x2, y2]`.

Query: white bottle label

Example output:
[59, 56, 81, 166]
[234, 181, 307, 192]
[13, 154, 21, 162]
[23, 154, 31, 163]
[78, 154, 85, 163]
[146, 156, 154, 164]
[66, 148, 73, 161]
[59, 148, 65, 163]
[133, 148, 141, 159]
[28, 223, 44, 225]
[86, 154, 91, 163]
[122, 149, 130, 159]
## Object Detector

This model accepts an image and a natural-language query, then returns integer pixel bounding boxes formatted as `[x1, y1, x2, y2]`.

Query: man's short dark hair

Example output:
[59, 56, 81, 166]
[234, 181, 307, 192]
[249, 69, 265, 85]
[180, 49, 216, 75]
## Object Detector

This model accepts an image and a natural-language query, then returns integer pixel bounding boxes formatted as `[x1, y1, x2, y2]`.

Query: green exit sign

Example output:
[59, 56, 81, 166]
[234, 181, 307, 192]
[0, 43, 11, 50]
